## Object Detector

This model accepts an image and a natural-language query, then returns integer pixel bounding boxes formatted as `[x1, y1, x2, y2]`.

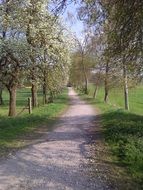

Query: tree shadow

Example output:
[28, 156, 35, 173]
[99, 110, 143, 188]
[0, 107, 142, 189]
[0, 114, 109, 189]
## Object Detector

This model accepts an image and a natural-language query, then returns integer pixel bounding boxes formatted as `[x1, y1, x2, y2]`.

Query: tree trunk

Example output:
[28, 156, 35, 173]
[0, 88, 4, 105]
[123, 63, 129, 110]
[43, 71, 48, 104]
[81, 54, 88, 94]
[84, 77, 88, 95]
[31, 84, 38, 108]
[93, 73, 101, 99]
[8, 86, 17, 117]
[48, 91, 54, 103]
[93, 85, 98, 99]
[43, 84, 48, 104]
[104, 61, 109, 103]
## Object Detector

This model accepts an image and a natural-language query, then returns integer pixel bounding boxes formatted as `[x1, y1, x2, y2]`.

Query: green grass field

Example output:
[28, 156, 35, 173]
[79, 84, 143, 187]
[0, 88, 68, 158]
[88, 84, 143, 115]
[0, 88, 44, 116]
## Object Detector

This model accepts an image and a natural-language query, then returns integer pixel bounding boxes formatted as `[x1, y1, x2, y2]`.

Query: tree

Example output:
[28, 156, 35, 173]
[78, 0, 143, 110]
[0, 83, 4, 105]
[0, 0, 72, 116]
[72, 33, 95, 94]
[100, 0, 143, 110]
[0, 0, 31, 116]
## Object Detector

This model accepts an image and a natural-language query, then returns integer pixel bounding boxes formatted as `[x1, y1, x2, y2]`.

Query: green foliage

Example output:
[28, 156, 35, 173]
[0, 0, 72, 115]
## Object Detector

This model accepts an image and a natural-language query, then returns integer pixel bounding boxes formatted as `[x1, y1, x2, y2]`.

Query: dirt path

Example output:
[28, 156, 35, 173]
[0, 88, 111, 190]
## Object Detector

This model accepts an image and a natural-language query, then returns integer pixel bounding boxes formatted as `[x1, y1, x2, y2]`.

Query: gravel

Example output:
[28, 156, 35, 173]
[0, 88, 110, 190]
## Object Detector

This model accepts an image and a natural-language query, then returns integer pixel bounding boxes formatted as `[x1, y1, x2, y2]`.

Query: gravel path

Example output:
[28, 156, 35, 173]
[0, 88, 110, 190]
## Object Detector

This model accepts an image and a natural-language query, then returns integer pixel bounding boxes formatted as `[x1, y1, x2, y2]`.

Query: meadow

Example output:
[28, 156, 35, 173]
[80, 84, 143, 187]
[88, 84, 143, 114]
[0, 88, 68, 158]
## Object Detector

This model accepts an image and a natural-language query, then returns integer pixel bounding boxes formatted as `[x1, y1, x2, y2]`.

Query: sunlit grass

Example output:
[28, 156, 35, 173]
[79, 84, 143, 187]
[0, 88, 68, 157]
[88, 84, 143, 115]
[0, 88, 44, 116]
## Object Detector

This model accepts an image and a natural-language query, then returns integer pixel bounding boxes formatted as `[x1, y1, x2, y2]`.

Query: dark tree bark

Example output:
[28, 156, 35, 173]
[43, 84, 48, 104]
[42, 71, 48, 104]
[8, 85, 17, 117]
[0, 88, 4, 105]
[31, 84, 38, 108]
[30, 65, 38, 108]
[84, 77, 88, 95]
[104, 61, 109, 103]
[81, 53, 88, 94]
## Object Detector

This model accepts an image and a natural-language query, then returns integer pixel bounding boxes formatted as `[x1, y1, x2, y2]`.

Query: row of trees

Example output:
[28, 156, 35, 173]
[69, 0, 143, 111]
[0, 0, 142, 115]
[0, 0, 72, 116]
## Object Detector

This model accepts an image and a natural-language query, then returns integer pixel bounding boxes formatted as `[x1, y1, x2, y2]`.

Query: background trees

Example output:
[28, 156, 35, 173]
[1, 0, 143, 114]
[100, 0, 143, 110]
[69, 32, 97, 94]
[69, 0, 143, 110]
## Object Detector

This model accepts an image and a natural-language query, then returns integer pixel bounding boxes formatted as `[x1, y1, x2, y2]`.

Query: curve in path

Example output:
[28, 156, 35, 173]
[0, 88, 109, 190]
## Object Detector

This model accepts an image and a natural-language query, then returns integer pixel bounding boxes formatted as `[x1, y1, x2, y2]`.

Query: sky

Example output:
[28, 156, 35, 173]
[0, 0, 84, 39]
[62, 2, 84, 39]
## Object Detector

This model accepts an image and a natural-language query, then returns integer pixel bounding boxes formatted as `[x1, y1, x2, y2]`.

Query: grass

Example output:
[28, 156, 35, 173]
[0, 88, 44, 116]
[0, 88, 69, 158]
[88, 84, 143, 115]
[78, 84, 143, 188]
